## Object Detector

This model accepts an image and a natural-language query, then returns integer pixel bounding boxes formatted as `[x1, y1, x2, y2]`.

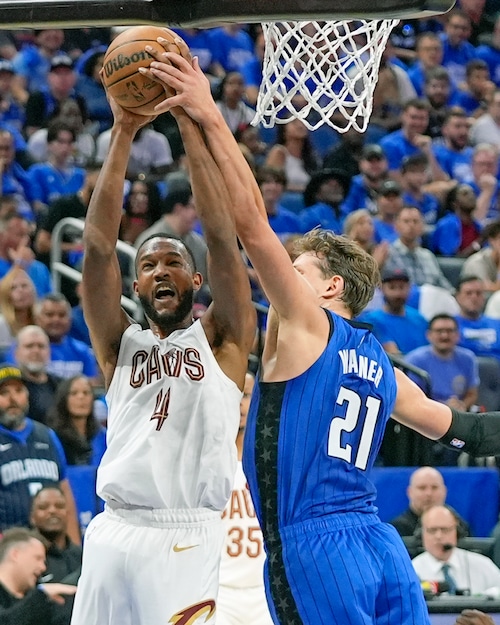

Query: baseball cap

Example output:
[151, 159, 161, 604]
[381, 267, 410, 283]
[379, 180, 402, 196]
[361, 144, 385, 160]
[50, 54, 74, 71]
[0, 60, 14, 74]
[0, 365, 24, 387]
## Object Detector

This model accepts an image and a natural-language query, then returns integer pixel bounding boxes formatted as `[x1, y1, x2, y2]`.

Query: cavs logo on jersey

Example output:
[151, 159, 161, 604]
[168, 599, 216, 624]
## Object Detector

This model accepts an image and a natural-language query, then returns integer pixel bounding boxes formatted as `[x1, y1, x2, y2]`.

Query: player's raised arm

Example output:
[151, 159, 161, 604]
[81, 96, 155, 386]
[171, 109, 256, 388]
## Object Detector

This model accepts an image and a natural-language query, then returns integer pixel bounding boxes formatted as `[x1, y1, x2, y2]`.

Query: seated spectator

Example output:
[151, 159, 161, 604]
[171, 28, 220, 82]
[27, 120, 85, 215]
[423, 66, 454, 138]
[452, 59, 494, 117]
[399, 153, 440, 226]
[412, 505, 500, 597]
[214, 71, 255, 135]
[234, 123, 267, 170]
[34, 293, 99, 382]
[14, 325, 62, 426]
[209, 24, 256, 76]
[0, 527, 76, 625]
[461, 220, 500, 291]
[373, 180, 404, 244]
[74, 48, 112, 135]
[119, 176, 162, 246]
[0, 266, 37, 358]
[299, 168, 350, 234]
[476, 13, 500, 87]
[0, 214, 52, 297]
[48, 374, 106, 466]
[383, 206, 454, 290]
[432, 183, 482, 257]
[95, 123, 173, 181]
[341, 144, 390, 217]
[405, 314, 479, 465]
[408, 32, 445, 97]
[358, 267, 428, 354]
[24, 54, 86, 138]
[0, 129, 35, 222]
[454, 275, 500, 361]
[440, 9, 477, 86]
[343, 209, 389, 269]
[0, 61, 25, 134]
[390, 466, 470, 537]
[30, 486, 82, 583]
[467, 143, 500, 224]
[433, 106, 474, 184]
[470, 88, 500, 147]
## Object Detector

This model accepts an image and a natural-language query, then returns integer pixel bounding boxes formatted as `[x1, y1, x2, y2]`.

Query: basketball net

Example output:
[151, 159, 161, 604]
[253, 19, 400, 132]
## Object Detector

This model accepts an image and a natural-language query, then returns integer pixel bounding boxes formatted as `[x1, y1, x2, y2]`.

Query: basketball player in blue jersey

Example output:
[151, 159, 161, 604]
[70, 64, 256, 624]
[149, 43, 500, 625]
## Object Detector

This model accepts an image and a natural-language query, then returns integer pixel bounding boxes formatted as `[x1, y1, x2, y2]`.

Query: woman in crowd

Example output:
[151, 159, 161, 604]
[0, 266, 37, 357]
[343, 208, 389, 269]
[214, 71, 255, 134]
[119, 176, 162, 245]
[49, 374, 106, 466]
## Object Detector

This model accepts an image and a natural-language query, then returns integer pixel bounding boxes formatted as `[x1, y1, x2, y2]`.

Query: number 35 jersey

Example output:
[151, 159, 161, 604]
[97, 321, 242, 511]
[243, 310, 397, 531]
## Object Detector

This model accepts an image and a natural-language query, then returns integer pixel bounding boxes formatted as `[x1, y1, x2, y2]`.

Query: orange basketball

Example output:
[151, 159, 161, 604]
[102, 25, 184, 115]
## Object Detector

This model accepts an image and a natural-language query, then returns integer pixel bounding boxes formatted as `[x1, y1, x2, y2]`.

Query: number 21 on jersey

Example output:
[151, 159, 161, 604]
[327, 386, 381, 470]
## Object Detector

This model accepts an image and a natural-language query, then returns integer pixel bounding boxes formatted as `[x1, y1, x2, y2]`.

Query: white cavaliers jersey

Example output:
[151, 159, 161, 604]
[96, 321, 242, 511]
[220, 461, 266, 588]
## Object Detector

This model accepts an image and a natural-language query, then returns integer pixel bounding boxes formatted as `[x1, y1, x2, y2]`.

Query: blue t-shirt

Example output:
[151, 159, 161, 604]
[209, 27, 255, 73]
[476, 44, 500, 87]
[358, 306, 429, 354]
[267, 205, 303, 239]
[455, 315, 500, 361]
[380, 130, 422, 171]
[48, 335, 98, 379]
[28, 162, 85, 206]
[300, 202, 343, 234]
[440, 36, 476, 85]
[433, 143, 473, 183]
[404, 344, 479, 402]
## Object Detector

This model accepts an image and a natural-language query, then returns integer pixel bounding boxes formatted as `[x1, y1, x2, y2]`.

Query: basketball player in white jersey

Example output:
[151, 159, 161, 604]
[70, 72, 256, 624]
[218, 372, 274, 625]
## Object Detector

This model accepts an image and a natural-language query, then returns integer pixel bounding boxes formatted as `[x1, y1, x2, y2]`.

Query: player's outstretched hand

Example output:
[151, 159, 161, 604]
[455, 610, 495, 625]
[40, 583, 77, 605]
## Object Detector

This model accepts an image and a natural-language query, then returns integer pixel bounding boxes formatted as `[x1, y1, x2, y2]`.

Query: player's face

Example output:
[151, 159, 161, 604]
[292, 252, 332, 299]
[14, 539, 47, 592]
[0, 380, 29, 430]
[67, 376, 94, 419]
[135, 238, 201, 330]
[31, 489, 67, 537]
[239, 373, 255, 431]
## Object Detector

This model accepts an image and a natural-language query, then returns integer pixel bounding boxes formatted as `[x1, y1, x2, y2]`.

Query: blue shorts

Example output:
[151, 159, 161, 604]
[264, 512, 429, 625]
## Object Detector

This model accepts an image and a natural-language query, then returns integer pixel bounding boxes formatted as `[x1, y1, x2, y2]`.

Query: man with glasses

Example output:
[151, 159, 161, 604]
[412, 505, 500, 597]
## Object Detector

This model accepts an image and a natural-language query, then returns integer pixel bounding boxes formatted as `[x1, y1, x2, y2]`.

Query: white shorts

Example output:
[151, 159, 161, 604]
[71, 504, 224, 625]
[217, 584, 275, 625]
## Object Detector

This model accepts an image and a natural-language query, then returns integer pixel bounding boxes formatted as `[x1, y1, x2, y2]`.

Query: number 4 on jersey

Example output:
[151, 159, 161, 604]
[327, 386, 381, 471]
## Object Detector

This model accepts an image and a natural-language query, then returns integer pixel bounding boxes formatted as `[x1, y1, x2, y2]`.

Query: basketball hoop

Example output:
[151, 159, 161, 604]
[253, 19, 400, 132]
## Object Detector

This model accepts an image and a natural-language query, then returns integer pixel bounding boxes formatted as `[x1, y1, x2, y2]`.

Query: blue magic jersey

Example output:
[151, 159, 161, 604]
[243, 310, 396, 530]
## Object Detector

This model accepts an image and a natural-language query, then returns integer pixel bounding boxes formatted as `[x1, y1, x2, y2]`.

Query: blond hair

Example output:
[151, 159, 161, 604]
[0, 266, 36, 335]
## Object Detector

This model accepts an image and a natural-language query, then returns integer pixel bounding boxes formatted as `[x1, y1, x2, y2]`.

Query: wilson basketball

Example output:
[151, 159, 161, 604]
[102, 25, 184, 115]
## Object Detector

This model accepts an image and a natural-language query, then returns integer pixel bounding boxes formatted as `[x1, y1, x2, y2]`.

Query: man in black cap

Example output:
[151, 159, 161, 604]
[342, 144, 390, 216]
[373, 179, 404, 244]
[0, 364, 81, 544]
[359, 266, 429, 355]
[300, 168, 350, 233]
[25, 53, 86, 137]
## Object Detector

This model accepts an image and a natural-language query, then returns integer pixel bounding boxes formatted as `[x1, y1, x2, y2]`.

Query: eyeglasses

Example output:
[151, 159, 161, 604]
[430, 328, 456, 334]
[424, 525, 457, 535]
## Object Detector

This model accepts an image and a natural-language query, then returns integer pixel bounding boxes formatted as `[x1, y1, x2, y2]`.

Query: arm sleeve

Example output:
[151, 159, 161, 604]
[438, 408, 500, 457]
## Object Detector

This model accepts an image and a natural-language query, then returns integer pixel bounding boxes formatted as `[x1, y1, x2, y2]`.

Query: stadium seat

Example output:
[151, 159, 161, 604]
[437, 256, 467, 291]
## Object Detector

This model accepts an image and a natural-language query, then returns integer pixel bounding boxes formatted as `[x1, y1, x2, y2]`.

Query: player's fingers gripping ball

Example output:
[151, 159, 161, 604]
[101, 25, 185, 115]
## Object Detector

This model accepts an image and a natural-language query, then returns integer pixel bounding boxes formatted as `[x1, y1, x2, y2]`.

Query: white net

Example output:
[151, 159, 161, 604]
[253, 19, 400, 132]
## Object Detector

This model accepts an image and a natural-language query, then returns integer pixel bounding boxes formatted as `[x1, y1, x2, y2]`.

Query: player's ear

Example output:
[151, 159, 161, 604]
[193, 272, 203, 292]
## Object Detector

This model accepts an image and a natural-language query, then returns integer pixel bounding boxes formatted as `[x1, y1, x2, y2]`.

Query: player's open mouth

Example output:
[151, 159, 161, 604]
[155, 286, 176, 300]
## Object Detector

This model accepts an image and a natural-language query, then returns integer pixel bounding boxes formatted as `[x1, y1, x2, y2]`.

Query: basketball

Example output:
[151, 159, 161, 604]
[102, 25, 184, 115]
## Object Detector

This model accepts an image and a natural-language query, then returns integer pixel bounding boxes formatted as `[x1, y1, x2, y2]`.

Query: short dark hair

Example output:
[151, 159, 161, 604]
[483, 220, 500, 241]
[161, 185, 192, 216]
[47, 120, 76, 144]
[0, 527, 48, 563]
[466, 59, 489, 78]
[256, 166, 287, 187]
[135, 233, 197, 275]
[428, 313, 457, 330]
[456, 275, 483, 292]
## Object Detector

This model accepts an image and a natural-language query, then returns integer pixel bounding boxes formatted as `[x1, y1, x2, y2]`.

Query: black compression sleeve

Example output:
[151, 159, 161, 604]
[438, 408, 500, 457]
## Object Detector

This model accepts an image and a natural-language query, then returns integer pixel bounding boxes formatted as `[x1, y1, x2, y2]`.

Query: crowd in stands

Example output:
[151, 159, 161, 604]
[0, 3, 499, 622]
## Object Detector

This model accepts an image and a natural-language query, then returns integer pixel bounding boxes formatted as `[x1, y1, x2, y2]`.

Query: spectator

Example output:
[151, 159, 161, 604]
[432, 183, 482, 257]
[264, 117, 320, 193]
[95, 123, 173, 181]
[170, 28, 219, 81]
[470, 88, 500, 147]
[0, 214, 52, 297]
[209, 24, 256, 75]
[299, 168, 350, 234]
[476, 14, 500, 87]
[134, 182, 209, 281]
[24, 54, 86, 138]
[383, 206, 454, 290]
[322, 126, 364, 180]
[358, 267, 428, 354]
[380, 98, 448, 182]
[48, 374, 106, 466]
[0, 61, 25, 133]
[119, 176, 162, 246]
[240, 31, 265, 107]
[14, 325, 62, 426]
[440, 9, 477, 86]
[433, 106, 474, 184]
[390, 466, 470, 537]
[30, 486, 82, 583]
[0, 365, 80, 542]
[454, 275, 500, 361]
[467, 143, 500, 223]
[461, 220, 500, 291]
[27, 121, 85, 214]
[452, 59, 494, 117]
[412, 505, 500, 597]
[0, 129, 36, 222]
[373, 180, 404, 245]
[399, 152, 440, 226]
[0, 266, 37, 356]
[0, 527, 76, 625]
[74, 48, 112, 135]
[343, 209, 389, 269]
[34, 293, 99, 382]
[341, 144, 390, 217]
[214, 72, 255, 135]
[423, 66, 454, 138]
[408, 32, 445, 96]
[11, 29, 65, 104]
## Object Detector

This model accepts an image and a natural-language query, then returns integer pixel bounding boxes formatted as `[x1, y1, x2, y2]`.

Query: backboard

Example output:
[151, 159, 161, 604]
[0, 0, 456, 28]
